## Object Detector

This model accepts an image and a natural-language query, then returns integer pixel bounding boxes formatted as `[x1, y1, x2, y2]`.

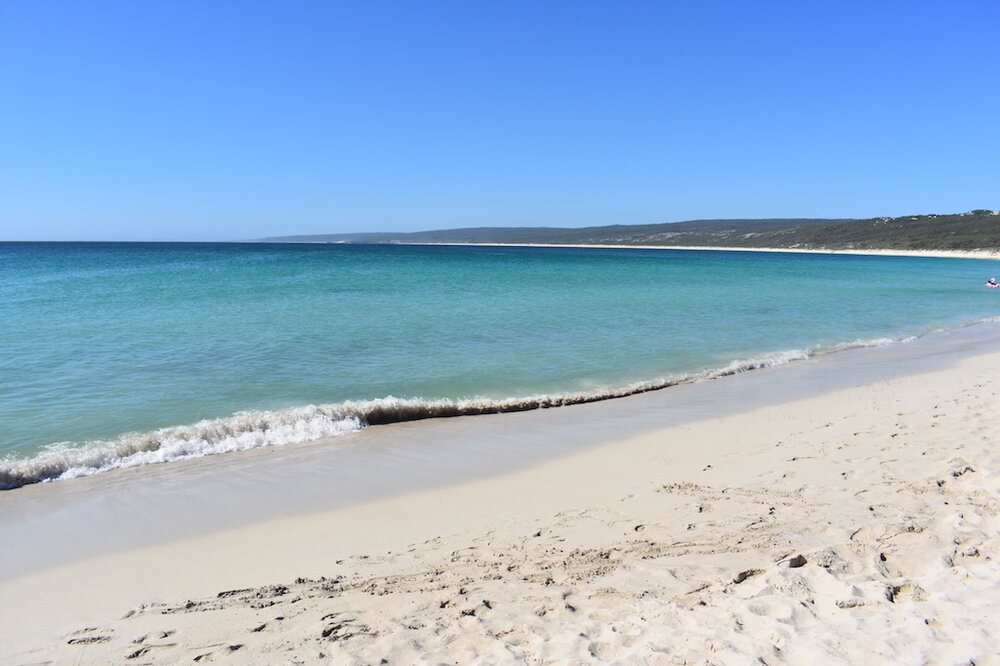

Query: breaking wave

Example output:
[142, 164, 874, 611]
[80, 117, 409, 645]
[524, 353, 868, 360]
[0, 333, 919, 490]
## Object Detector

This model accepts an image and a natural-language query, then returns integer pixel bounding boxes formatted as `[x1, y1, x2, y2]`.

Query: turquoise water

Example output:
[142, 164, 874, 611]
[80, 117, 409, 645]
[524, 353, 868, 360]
[2, 241, 998, 488]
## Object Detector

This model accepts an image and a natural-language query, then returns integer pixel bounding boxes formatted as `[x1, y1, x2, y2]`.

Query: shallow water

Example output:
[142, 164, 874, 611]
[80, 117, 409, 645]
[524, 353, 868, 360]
[2, 241, 998, 486]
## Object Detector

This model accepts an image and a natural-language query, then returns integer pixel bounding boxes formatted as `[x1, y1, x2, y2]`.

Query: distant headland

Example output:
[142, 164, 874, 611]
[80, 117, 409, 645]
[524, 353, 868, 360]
[259, 210, 1000, 253]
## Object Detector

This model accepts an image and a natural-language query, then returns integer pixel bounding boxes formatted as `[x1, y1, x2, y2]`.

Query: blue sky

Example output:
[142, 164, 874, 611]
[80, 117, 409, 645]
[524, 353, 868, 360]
[2, 1, 998, 241]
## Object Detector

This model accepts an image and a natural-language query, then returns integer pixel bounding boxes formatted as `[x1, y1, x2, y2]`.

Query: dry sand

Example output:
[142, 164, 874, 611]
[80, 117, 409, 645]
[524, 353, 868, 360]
[4, 349, 1000, 664]
[386, 242, 1000, 261]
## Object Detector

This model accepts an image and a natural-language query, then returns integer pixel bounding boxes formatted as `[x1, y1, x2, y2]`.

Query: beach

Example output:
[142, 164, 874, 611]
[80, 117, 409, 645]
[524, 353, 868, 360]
[372, 242, 1000, 261]
[6, 0, 999, 662]
[3, 324, 999, 665]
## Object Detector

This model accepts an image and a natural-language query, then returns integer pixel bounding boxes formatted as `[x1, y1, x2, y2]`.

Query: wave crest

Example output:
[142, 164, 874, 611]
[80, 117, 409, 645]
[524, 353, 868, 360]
[0, 334, 917, 490]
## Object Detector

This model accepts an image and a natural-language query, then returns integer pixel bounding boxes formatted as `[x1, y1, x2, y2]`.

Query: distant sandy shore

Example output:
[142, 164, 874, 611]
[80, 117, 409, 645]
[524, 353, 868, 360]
[258, 237, 1000, 260]
[391, 241, 1000, 260]
[3, 329, 999, 663]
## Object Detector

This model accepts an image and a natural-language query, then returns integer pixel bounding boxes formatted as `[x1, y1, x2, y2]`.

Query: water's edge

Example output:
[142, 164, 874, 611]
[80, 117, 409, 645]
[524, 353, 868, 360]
[7, 321, 979, 490]
[2, 319, 999, 583]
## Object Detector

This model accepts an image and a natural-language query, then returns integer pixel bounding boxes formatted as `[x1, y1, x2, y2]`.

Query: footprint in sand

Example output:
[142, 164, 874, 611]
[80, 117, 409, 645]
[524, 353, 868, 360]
[193, 643, 244, 662]
[65, 627, 114, 645]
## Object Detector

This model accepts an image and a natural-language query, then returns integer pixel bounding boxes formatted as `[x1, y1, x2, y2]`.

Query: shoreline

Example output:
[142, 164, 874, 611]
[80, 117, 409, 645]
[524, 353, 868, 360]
[9, 238, 1000, 260]
[8, 315, 1000, 492]
[0, 329, 930, 491]
[3, 324, 1000, 663]
[281, 239, 1000, 260]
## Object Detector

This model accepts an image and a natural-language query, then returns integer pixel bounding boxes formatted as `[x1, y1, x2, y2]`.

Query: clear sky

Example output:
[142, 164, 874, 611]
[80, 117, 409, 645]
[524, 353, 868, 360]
[2, 1, 998, 241]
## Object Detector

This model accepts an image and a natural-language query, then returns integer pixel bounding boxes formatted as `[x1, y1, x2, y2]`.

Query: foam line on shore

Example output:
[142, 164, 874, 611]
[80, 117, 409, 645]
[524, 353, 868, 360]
[0, 333, 923, 490]
[0, 334, 920, 490]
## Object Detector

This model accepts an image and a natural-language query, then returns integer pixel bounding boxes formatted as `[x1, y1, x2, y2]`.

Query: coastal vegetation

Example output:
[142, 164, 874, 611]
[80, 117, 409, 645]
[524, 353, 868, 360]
[262, 210, 1000, 251]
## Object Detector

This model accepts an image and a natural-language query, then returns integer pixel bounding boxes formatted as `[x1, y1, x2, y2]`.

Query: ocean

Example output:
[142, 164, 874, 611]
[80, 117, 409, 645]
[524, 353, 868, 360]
[2, 241, 998, 489]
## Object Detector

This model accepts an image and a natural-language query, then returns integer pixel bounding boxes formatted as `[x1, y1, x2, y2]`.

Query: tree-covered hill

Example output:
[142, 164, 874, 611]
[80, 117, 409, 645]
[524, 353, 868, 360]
[259, 210, 1000, 251]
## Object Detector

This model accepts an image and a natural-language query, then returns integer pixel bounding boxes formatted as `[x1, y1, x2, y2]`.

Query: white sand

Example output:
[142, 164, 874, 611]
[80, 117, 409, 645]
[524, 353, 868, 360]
[380, 241, 1000, 261]
[3, 349, 1000, 664]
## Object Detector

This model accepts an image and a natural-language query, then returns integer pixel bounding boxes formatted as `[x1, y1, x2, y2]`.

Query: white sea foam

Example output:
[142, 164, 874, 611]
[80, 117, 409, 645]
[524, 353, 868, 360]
[705, 349, 811, 378]
[0, 407, 364, 490]
[0, 332, 922, 490]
